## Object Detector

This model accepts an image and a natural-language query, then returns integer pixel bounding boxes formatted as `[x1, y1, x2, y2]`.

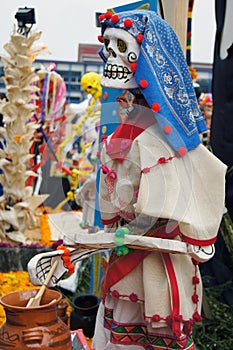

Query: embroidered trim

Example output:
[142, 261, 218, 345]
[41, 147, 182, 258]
[141, 156, 176, 173]
[103, 307, 195, 349]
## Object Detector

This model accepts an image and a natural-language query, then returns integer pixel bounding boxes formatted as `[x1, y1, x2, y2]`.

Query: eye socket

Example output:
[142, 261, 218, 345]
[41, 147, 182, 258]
[117, 39, 127, 53]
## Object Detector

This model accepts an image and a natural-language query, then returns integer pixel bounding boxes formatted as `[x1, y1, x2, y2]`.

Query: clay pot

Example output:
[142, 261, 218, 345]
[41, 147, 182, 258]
[57, 298, 70, 325]
[70, 294, 99, 339]
[0, 288, 72, 349]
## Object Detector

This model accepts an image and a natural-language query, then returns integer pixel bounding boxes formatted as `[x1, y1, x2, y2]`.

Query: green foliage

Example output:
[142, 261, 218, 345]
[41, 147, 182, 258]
[193, 281, 233, 349]
[76, 258, 91, 295]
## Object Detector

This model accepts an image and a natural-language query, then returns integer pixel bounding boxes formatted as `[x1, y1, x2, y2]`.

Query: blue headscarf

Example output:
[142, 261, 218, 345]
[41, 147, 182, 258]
[99, 10, 206, 154]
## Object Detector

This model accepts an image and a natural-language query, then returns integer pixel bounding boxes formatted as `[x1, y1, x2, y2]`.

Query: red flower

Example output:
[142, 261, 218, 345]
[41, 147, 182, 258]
[129, 293, 138, 302]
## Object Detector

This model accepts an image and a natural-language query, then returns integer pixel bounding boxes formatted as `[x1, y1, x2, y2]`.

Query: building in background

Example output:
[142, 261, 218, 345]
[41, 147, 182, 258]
[0, 42, 212, 104]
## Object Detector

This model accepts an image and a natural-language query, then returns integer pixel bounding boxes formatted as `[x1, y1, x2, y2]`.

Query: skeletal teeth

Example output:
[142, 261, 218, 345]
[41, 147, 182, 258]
[104, 63, 132, 80]
[111, 65, 117, 79]
[117, 66, 123, 79]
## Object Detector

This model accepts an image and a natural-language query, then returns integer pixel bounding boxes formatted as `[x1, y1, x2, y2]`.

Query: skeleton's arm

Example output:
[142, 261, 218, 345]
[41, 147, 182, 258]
[187, 244, 215, 262]
[27, 232, 216, 287]
[27, 247, 109, 287]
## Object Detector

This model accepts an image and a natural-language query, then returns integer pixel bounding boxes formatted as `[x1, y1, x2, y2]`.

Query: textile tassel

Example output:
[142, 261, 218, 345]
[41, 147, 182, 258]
[186, 0, 195, 66]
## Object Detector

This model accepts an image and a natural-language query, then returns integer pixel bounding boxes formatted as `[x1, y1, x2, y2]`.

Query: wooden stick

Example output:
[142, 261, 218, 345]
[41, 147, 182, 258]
[26, 260, 58, 308]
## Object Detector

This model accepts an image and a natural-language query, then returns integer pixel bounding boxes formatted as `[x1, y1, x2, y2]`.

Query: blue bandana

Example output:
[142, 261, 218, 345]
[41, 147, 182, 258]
[100, 10, 206, 153]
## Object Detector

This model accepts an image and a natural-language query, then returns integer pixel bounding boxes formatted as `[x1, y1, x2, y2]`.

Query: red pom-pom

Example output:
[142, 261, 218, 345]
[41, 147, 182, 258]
[177, 146, 187, 156]
[139, 79, 148, 88]
[158, 157, 167, 164]
[111, 14, 119, 23]
[97, 35, 103, 43]
[192, 276, 200, 285]
[192, 293, 199, 303]
[130, 62, 137, 72]
[124, 18, 133, 28]
[192, 311, 203, 322]
[164, 124, 172, 134]
[111, 290, 120, 298]
[129, 293, 138, 302]
[99, 14, 105, 22]
[136, 33, 144, 43]
[192, 258, 199, 266]
[104, 11, 112, 19]
[151, 103, 160, 112]
[152, 314, 161, 322]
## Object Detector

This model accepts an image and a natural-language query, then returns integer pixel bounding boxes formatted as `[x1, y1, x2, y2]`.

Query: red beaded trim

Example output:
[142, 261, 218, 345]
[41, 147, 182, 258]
[141, 156, 176, 173]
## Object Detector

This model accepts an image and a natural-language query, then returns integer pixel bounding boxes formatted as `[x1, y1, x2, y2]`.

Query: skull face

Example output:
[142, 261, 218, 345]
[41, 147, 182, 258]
[101, 28, 140, 89]
[81, 72, 102, 99]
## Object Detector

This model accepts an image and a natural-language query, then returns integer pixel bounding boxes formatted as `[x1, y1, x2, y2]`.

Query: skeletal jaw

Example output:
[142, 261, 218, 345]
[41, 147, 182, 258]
[102, 62, 136, 88]
[104, 63, 132, 80]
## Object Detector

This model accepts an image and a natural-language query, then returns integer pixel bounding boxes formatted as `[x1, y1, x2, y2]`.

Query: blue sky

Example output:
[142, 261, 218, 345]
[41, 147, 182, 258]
[0, 0, 215, 63]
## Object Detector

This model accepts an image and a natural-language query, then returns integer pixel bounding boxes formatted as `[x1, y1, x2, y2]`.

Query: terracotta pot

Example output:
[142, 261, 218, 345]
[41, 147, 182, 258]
[0, 288, 72, 349]
[70, 294, 99, 339]
[57, 298, 70, 325]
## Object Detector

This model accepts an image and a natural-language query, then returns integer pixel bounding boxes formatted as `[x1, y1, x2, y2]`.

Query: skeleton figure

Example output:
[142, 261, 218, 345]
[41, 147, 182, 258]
[27, 10, 226, 350]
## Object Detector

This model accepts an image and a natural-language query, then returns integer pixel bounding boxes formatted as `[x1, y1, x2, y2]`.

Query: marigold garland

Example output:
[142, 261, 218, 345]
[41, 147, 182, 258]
[57, 245, 75, 274]
[40, 213, 51, 246]
[0, 271, 35, 327]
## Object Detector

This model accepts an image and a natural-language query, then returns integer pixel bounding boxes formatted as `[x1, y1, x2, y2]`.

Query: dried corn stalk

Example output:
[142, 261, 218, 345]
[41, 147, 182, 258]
[0, 27, 50, 243]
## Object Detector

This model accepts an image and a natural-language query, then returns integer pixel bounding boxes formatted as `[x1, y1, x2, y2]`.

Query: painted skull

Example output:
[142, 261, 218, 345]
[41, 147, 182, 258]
[81, 72, 102, 99]
[101, 27, 140, 89]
